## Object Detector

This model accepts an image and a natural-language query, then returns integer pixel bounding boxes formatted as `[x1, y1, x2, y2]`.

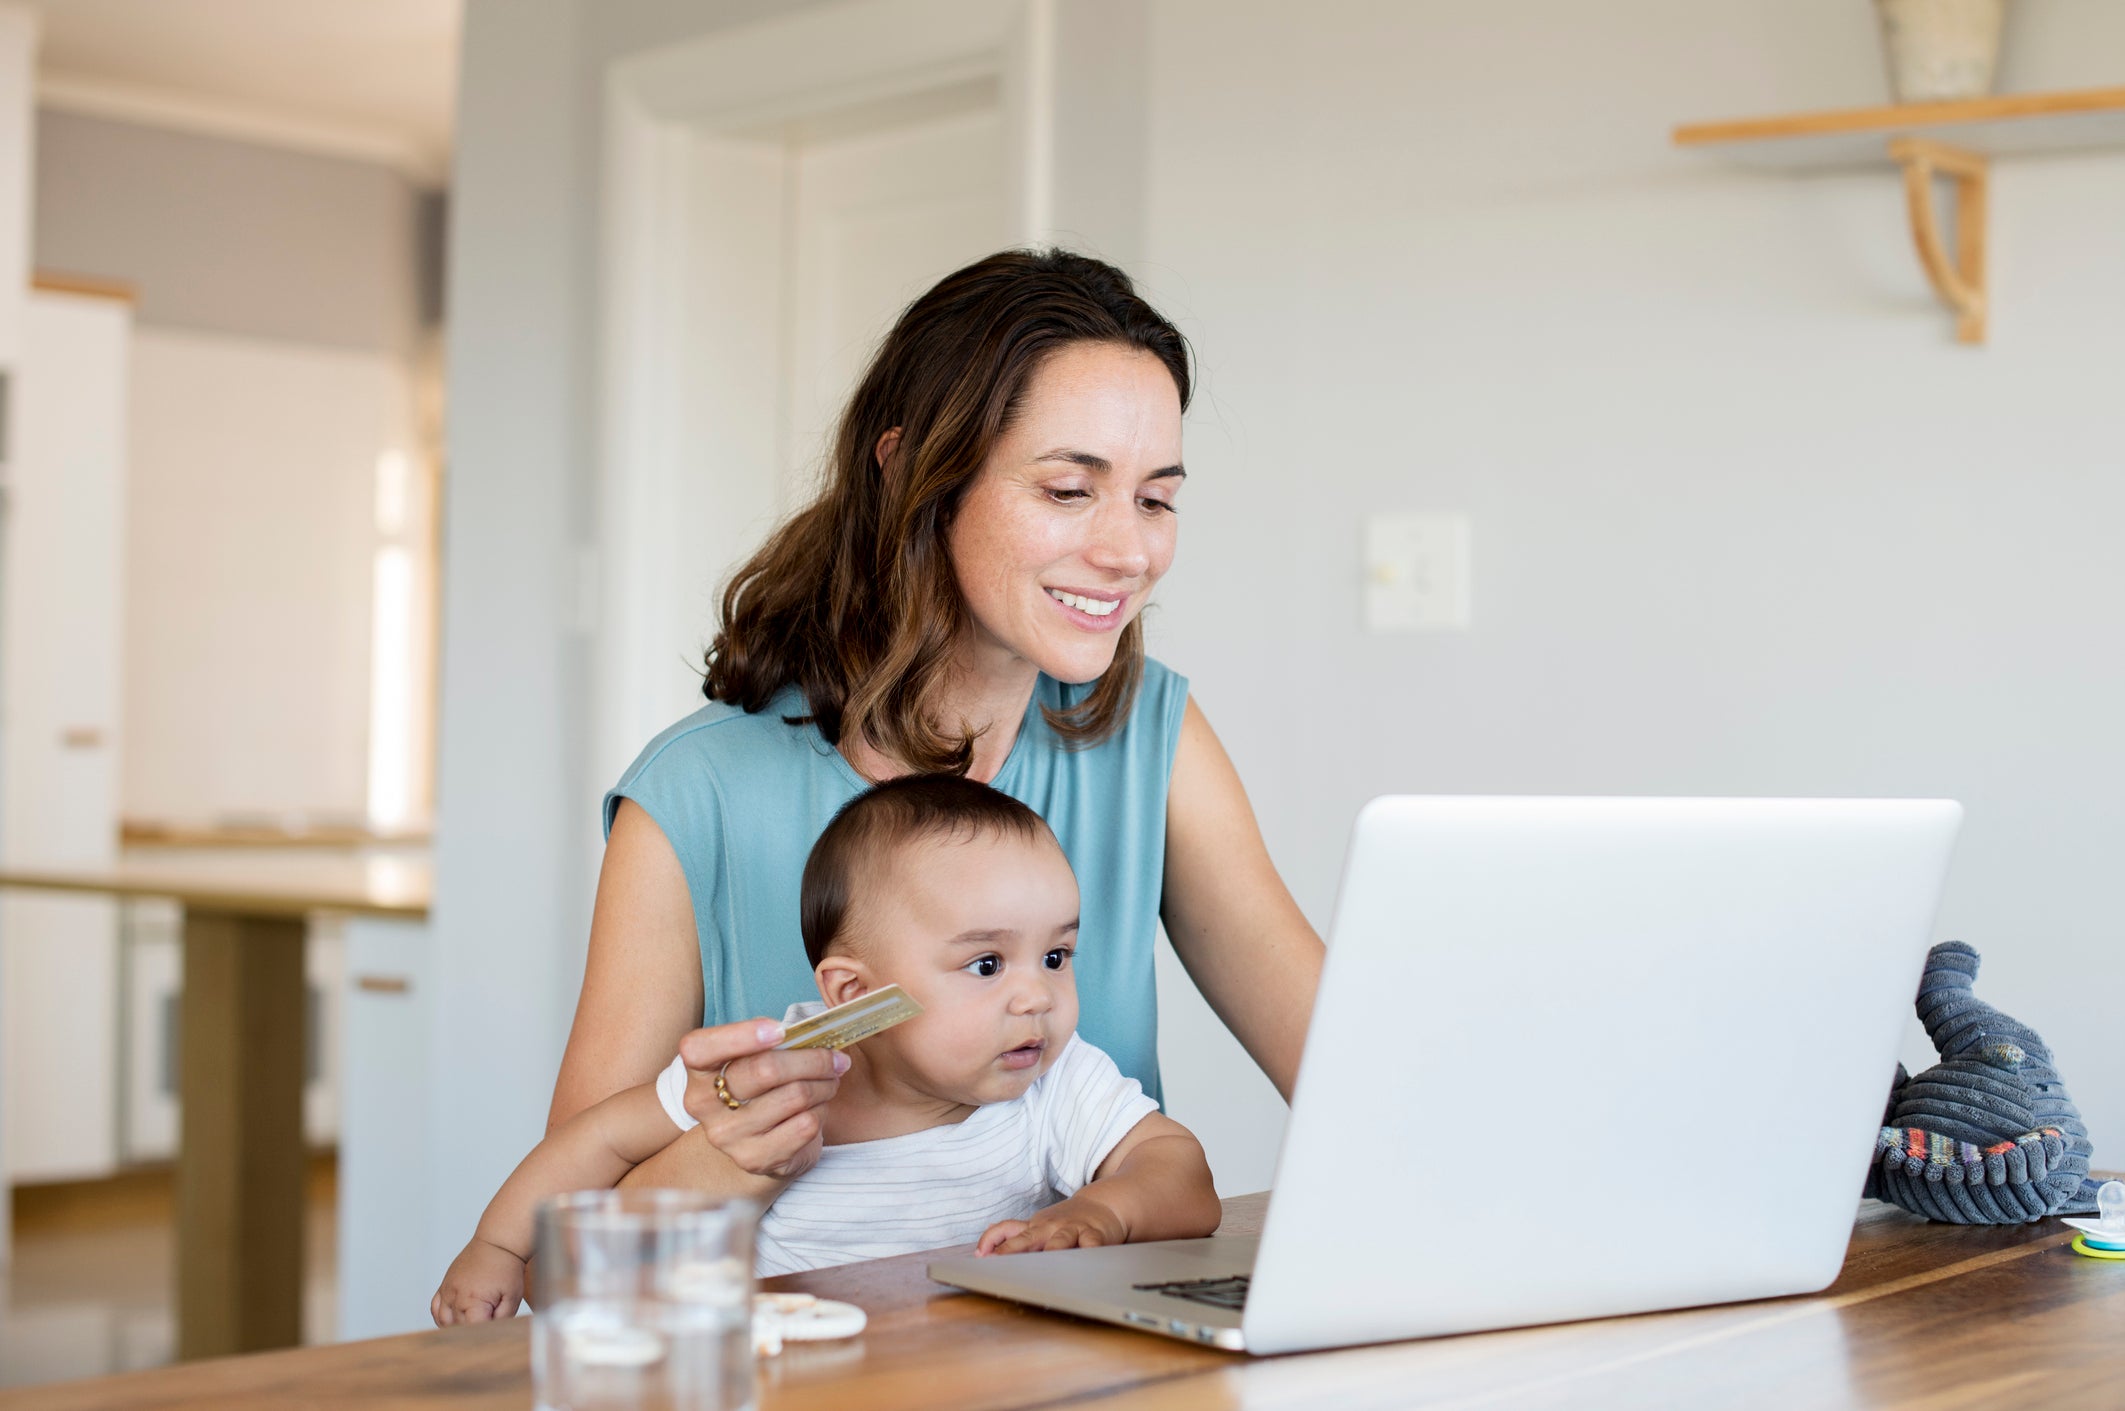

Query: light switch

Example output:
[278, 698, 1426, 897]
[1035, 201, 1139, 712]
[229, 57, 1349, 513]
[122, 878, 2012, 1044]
[1363, 514, 1470, 631]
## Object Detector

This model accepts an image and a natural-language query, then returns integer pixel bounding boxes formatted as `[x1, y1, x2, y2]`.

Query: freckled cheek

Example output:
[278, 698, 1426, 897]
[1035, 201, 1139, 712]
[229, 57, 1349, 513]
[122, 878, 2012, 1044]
[1009, 507, 1082, 573]
[955, 506, 1064, 603]
[1146, 519, 1179, 582]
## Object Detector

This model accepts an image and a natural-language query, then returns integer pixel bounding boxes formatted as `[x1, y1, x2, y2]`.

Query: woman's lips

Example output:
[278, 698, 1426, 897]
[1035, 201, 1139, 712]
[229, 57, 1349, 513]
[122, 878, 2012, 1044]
[998, 1039, 1047, 1071]
[1044, 587, 1128, 632]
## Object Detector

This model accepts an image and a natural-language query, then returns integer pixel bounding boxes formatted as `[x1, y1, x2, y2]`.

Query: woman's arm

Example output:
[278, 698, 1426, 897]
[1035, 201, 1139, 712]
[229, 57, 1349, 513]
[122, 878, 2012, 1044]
[1160, 697, 1325, 1101]
[556, 799, 844, 1191]
[548, 800, 705, 1130]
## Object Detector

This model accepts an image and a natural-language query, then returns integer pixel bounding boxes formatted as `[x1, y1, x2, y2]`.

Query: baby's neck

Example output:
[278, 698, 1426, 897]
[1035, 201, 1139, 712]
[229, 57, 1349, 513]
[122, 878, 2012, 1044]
[820, 1047, 976, 1145]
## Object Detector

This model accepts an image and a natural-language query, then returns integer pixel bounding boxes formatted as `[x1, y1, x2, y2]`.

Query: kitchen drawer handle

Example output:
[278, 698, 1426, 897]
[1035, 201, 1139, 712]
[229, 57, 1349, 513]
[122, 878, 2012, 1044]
[60, 727, 107, 749]
[353, 974, 412, 995]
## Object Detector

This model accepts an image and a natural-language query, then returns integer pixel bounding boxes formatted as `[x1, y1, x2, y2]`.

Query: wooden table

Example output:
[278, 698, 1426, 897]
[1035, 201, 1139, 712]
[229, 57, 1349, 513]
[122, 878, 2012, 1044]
[11, 1186, 2122, 1409]
[0, 853, 431, 1362]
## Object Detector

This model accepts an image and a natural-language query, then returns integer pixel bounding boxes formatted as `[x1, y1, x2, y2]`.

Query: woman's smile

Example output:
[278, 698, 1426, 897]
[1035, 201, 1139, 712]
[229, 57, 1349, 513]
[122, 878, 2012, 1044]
[1044, 586, 1129, 628]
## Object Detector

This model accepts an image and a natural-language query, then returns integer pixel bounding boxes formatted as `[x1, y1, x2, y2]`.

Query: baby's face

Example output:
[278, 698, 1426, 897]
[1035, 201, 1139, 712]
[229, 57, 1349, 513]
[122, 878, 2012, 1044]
[829, 827, 1081, 1106]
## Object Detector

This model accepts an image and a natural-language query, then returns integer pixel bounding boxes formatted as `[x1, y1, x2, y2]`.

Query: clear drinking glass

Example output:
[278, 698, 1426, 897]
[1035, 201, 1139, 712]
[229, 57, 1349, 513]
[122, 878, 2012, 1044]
[531, 1190, 759, 1411]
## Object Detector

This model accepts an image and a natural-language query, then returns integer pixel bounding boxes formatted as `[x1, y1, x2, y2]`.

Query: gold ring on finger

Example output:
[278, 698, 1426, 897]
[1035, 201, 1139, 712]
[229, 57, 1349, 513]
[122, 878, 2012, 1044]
[715, 1061, 746, 1110]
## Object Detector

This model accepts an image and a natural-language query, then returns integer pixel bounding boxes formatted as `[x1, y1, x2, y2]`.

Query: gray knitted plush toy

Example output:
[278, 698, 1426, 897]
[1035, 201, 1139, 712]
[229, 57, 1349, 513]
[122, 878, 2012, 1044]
[1866, 941, 2100, 1223]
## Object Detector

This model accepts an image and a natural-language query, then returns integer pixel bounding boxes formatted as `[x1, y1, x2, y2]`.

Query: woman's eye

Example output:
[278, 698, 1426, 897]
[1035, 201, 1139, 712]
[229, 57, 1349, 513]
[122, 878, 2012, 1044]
[1138, 497, 1176, 515]
[1043, 948, 1073, 971]
[966, 954, 1002, 978]
[1045, 487, 1091, 503]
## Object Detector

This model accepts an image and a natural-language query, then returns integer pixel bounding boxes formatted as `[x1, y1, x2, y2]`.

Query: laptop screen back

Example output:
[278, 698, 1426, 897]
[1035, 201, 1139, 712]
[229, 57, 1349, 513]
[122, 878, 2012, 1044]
[1242, 796, 1962, 1355]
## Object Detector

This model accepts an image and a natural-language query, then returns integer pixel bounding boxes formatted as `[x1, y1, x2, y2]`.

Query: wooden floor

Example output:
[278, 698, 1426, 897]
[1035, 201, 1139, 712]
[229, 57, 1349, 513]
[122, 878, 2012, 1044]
[0, 1157, 338, 1389]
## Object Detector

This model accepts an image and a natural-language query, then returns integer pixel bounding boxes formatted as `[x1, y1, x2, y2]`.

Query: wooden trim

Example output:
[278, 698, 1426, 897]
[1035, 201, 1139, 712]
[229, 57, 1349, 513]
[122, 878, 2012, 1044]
[32, 270, 139, 304]
[0, 866, 432, 920]
[121, 819, 434, 850]
[1673, 85, 2125, 147]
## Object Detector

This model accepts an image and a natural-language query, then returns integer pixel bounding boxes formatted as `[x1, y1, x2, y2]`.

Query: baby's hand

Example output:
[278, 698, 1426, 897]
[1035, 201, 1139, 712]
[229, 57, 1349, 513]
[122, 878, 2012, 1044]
[977, 1194, 1127, 1256]
[431, 1237, 527, 1326]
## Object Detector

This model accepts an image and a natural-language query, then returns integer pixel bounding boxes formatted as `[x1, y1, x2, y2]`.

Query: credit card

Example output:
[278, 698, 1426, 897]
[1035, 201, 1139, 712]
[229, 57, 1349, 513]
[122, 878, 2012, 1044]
[774, 984, 923, 1051]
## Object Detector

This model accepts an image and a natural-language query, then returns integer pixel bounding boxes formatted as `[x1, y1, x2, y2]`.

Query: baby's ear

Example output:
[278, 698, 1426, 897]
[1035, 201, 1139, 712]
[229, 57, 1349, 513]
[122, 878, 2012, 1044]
[813, 954, 872, 1008]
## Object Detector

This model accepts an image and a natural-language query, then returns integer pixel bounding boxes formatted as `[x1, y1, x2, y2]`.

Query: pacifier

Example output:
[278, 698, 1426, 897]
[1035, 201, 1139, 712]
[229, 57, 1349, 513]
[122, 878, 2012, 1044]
[2063, 1180, 2125, 1260]
[752, 1292, 867, 1355]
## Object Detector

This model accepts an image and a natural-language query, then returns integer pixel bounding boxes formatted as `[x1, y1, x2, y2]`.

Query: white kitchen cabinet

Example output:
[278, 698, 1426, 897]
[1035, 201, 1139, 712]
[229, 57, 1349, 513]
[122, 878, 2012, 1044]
[1, 288, 131, 1187]
[336, 912, 437, 1338]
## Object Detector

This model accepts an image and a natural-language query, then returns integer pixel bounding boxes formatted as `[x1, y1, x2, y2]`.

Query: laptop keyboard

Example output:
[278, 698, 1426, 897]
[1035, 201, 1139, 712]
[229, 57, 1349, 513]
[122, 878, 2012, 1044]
[1132, 1275, 1251, 1311]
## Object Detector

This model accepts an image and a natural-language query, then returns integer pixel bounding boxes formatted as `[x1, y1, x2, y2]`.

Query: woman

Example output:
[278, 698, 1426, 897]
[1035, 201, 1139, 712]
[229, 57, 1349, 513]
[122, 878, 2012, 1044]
[548, 249, 1322, 1190]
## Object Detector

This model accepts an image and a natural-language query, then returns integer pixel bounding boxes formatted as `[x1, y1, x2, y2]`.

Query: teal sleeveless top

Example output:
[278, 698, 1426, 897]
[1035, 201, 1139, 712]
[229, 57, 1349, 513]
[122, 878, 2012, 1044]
[603, 659, 1189, 1104]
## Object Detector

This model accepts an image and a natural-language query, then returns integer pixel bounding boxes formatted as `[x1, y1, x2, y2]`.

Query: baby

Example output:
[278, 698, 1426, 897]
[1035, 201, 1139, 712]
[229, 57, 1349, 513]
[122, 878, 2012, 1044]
[433, 773, 1221, 1322]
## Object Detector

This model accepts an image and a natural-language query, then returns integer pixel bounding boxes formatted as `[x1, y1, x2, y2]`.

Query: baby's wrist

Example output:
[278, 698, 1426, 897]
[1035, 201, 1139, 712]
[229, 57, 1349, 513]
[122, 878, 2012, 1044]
[469, 1225, 532, 1265]
[1071, 1189, 1132, 1240]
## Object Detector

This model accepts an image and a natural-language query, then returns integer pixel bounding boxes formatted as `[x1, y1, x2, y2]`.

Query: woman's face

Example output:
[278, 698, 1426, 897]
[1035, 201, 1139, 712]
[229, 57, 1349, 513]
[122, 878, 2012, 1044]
[946, 341, 1185, 688]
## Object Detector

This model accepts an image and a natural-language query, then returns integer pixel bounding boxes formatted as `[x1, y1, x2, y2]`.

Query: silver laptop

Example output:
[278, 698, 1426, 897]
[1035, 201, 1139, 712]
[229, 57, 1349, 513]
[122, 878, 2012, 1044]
[929, 796, 1962, 1355]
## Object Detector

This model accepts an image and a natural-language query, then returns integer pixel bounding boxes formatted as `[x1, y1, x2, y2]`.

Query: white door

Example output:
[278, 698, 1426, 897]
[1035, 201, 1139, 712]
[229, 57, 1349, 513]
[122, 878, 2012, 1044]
[1, 289, 130, 1185]
[777, 105, 1008, 509]
[591, 93, 1010, 775]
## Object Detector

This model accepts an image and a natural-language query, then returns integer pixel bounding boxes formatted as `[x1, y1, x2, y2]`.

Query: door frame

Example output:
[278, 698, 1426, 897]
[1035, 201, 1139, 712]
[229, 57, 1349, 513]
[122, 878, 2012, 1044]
[594, 0, 1069, 791]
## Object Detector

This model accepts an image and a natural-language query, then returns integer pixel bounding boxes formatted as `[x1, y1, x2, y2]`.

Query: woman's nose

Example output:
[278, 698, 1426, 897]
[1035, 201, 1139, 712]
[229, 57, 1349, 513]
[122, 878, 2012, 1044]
[1084, 497, 1153, 578]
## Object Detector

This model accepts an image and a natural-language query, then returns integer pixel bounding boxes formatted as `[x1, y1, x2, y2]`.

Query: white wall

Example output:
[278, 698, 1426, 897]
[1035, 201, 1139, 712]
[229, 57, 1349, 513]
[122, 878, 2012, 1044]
[1139, 0, 2125, 1191]
[0, 4, 35, 369]
[122, 328, 413, 822]
[444, 0, 2125, 1212]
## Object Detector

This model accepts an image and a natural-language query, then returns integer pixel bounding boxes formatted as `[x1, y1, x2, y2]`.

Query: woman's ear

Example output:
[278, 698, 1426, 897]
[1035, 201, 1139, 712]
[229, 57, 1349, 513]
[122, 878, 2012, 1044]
[814, 954, 872, 1008]
[873, 426, 902, 472]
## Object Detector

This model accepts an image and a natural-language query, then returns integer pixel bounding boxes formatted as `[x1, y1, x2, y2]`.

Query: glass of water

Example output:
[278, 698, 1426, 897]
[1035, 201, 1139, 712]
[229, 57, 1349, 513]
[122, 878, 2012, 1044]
[531, 1190, 759, 1411]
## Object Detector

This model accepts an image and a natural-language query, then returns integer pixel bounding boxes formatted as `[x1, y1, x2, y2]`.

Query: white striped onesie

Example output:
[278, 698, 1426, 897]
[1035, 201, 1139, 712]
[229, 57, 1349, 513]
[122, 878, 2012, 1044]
[656, 1005, 1159, 1276]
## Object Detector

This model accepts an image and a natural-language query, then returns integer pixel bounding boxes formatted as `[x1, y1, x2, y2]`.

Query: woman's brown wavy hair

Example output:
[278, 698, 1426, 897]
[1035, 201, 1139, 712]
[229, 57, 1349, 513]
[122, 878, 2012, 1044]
[703, 248, 1193, 776]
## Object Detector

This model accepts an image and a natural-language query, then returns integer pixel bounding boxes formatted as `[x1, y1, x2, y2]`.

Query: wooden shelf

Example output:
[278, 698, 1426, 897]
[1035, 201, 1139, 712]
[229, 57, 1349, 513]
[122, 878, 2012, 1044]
[1673, 87, 2125, 344]
[1673, 86, 2125, 169]
[31, 269, 138, 303]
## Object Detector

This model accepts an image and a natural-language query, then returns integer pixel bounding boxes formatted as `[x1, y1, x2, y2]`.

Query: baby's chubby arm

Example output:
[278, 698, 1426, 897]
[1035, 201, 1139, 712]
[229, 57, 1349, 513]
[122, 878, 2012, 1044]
[433, 1084, 697, 1324]
[977, 1113, 1222, 1256]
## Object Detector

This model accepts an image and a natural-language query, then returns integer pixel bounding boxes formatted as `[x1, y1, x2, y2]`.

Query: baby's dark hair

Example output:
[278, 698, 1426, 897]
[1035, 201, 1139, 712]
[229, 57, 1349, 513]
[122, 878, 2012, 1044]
[800, 774, 1056, 968]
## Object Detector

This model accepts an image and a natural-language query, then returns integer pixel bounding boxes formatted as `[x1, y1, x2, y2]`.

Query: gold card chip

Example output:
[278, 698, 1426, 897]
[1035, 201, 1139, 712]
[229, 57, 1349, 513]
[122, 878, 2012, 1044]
[775, 984, 923, 1051]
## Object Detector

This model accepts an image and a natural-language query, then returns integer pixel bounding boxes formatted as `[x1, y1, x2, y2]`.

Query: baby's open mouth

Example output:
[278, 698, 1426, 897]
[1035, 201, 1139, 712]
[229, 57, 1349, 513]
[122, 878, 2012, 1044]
[999, 1038, 1047, 1070]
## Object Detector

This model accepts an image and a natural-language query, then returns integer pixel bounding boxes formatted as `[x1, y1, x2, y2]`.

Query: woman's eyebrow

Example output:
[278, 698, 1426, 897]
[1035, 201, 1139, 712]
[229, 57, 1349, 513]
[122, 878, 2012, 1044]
[1034, 449, 1186, 479]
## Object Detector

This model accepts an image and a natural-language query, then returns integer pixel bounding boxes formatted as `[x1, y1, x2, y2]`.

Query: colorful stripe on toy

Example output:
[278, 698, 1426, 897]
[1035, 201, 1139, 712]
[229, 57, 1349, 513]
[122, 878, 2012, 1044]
[1877, 1126, 2062, 1169]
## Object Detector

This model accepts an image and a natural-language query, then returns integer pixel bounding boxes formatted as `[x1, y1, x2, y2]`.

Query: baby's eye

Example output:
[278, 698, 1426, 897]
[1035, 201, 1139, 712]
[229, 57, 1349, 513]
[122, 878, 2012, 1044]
[1043, 947, 1073, 971]
[965, 954, 1002, 978]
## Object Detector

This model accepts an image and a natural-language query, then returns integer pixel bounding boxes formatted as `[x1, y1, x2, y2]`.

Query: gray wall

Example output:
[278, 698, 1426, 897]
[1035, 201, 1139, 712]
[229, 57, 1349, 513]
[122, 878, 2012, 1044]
[442, 0, 2125, 1219]
[34, 109, 435, 354]
[1136, 0, 2125, 1188]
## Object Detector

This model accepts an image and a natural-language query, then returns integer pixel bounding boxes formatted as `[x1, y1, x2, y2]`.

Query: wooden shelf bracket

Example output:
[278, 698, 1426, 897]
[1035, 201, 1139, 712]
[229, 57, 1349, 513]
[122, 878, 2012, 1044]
[1887, 137, 1988, 344]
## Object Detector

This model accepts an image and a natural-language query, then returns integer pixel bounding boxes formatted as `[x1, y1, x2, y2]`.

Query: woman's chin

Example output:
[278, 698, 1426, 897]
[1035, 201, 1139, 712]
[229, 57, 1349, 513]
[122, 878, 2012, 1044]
[1029, 637, 1126, 687]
